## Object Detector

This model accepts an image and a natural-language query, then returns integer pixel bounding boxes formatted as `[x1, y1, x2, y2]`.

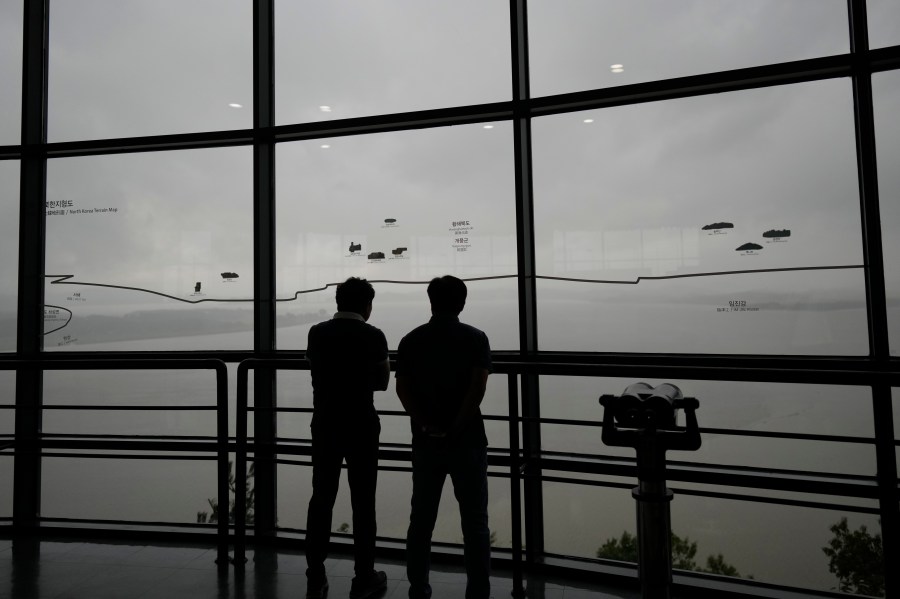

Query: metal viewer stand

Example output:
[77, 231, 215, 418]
[599, 383, 701, 599]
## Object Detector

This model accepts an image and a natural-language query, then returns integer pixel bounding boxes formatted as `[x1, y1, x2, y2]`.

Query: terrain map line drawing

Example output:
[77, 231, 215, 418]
[42, 264, 863, 335]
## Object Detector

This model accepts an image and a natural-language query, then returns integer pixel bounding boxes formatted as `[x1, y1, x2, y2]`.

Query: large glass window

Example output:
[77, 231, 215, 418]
[528, 0, 848, 98]
[47, 0, 252, 141]
[44, 148, 253, 351]
[533, 79, 867, 354]
[874, 70, 900, 354]
[275, 0, 510, 125]
[275, 124, 519, 350]
[0, 161, 18, 352]
[0, 0, 22, 144]
[868, 0, 900, 49]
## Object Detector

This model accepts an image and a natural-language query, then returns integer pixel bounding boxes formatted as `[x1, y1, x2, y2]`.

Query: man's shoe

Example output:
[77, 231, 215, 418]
[306, 578, 329, 599]
[349, 570, 387, 599]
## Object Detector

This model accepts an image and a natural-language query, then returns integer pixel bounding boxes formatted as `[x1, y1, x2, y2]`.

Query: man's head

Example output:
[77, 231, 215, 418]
[427, 275, 467, 316]
[336, 277, 376, 319]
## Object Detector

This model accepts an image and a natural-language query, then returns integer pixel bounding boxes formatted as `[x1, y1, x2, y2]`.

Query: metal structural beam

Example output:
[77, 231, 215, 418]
[510, 0, 545, 567]
[14, 0, 49, 534]
[848, 3, 898, 597]
[252, 0, 279, 538]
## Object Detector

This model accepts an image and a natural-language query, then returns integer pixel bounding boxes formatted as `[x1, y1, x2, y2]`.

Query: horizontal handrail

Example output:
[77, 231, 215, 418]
[41, 404, 216, 410]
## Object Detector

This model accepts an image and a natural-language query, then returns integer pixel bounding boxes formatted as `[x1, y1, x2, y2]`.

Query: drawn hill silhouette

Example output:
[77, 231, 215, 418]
[702, 222, 734, 230]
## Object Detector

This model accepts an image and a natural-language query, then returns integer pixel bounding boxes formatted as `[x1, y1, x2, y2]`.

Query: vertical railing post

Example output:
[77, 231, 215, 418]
[508, 372, 525, 598]
[847, 3, 899, 596]
[234, 360, 251, 566]
[215, 362, 230, 567]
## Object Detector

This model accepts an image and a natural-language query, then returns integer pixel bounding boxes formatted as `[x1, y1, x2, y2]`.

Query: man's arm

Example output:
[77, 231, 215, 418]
[396, 375, 428, 428]
[370, 329, 390, 391]
[372, 359, 390, 391]
[448, 367, 489, 439]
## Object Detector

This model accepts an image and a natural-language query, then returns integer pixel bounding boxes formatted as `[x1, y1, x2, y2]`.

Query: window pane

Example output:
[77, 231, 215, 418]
[869, 0, 900, 49]
[43, 370, 219, 436]
[278, 464, 511, 548]
[278, 371, 510, 449]
[41, 457, 216, 523]
[0, 161, 18, 352]
[0, 0, 22, 143]
[670, 497, 880, 591]
[547, 480, 879, 592]
[0, 370, 11, 518]
[544, 482, 634, 560]
[0, 370, 14, 436]
[0, 454, 10, 518]
[874, 70, 900, 355]
[44, 148, 253, 351]
[533, 79, 866, 354]
[529, 0, 848, 98]
[275, 0, 510, 125]
[541, 376, 875, 475]
[48, 0, 252, 141]
[276, 124, 518, 350]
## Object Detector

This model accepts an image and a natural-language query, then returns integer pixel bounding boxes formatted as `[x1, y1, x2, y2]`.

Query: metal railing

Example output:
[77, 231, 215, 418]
[2, 354, 897, 595]
[233, 356, 900, 597]
[0, 358, 230, 564]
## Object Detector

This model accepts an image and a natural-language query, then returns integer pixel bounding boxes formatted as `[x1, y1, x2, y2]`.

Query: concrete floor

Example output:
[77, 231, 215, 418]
[0, 538, 640, 599]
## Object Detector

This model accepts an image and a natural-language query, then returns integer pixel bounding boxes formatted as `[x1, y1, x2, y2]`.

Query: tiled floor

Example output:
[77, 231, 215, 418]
[0, 538, 640, 599]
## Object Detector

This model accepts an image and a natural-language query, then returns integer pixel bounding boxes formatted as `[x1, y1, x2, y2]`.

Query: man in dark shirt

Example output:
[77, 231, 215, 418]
[306, 277, 390, 599]
[396, 276, 492, 599]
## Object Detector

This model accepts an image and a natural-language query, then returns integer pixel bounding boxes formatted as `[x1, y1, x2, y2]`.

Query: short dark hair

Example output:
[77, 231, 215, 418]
[427, 275, 467, 315]
[336, 277, 375, 314]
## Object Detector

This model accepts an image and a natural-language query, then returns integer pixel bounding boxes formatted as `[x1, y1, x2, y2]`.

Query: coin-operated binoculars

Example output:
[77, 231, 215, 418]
[599, 383, 701, 599]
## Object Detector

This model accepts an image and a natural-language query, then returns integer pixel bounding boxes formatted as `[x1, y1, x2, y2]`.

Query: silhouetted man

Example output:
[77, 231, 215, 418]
[306, 277, 390, 599]
[396, 276, 492, 599]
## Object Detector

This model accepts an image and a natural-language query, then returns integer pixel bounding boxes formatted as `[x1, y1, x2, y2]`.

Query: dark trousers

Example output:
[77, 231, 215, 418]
[306, 419, 380, 580]
[406, 437, 490, 599]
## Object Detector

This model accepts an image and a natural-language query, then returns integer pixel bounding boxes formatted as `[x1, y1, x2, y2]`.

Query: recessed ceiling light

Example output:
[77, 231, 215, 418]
[483, 125, 494, 129]
[319, 106, 332, 112]
[611, 64, 624, 73]
[228, 103, 243, 108]
[583, 119, 594, 123]
[320, 144, 331, 149]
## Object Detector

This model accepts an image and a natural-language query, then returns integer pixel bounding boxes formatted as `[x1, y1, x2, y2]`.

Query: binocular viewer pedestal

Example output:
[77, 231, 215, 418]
[599, 383, 701, 599]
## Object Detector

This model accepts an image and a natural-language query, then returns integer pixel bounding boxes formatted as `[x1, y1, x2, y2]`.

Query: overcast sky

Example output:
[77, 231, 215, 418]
[0, 0, 899, 353]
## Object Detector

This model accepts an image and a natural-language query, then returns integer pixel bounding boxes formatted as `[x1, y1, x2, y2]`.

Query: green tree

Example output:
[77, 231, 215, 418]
[822, 518, 884, 596]
[197, 461, 255, 525]
[597, 531, 741, 578]
[704, 553, 740, 577]
[597, 531, 638, 562]
[669, 533, 699, 571]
